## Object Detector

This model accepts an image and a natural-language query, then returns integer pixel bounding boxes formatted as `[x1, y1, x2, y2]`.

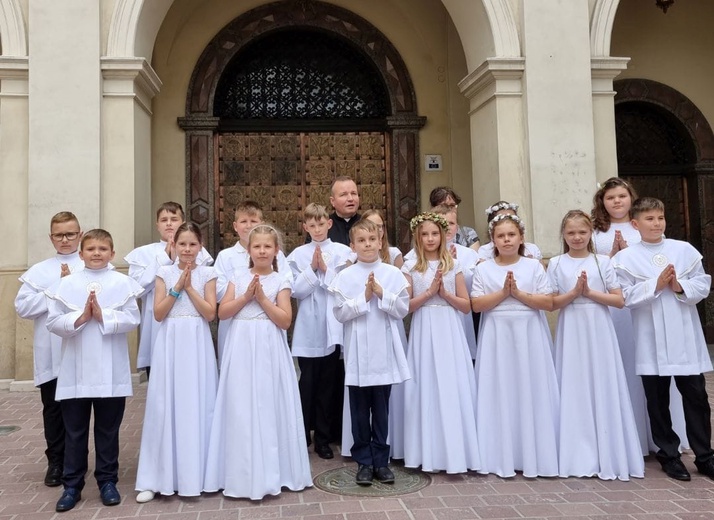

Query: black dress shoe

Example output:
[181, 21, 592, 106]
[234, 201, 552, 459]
[44, 465, 63, 487]
[355, 464, 374, 486]
[695, 458, 714, 480]
[374, 466, 395, 483]
[55, 488, 81, 512]
[99, 481, 121, 506]
[315, 444, 334, 459]
[660, 458, 691, 481]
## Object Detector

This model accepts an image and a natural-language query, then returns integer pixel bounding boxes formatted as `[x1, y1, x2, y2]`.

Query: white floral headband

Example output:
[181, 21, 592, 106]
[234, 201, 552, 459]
[485, 201, 519, 217]
[488, 213, 525, 237]
[409, 212, 449, 233]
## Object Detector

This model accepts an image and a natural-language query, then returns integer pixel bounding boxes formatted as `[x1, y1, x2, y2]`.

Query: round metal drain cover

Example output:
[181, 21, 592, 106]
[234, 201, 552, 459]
[0, 426, 20, 436]
[313, 465, 431, 497]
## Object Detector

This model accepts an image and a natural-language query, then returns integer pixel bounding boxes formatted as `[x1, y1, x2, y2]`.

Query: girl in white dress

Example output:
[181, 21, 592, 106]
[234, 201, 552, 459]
[341, 209, 408, 458]
[548, 210, 644, 480]
[471, 214, 559, 478]
[204, 225, 312, 500]
[402, 212, 480, 473]
[592, 177, 688, 455]
[135, 223, 218, 502]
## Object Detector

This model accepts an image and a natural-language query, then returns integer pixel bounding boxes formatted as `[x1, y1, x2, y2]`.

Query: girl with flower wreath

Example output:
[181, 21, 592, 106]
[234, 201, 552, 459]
[401, 212, 480, 473]
[476, 201, 543, 261]
[471, 213, 559, 478]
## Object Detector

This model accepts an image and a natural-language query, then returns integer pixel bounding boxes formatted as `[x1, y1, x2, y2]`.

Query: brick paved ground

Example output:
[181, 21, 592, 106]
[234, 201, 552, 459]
[2, 375, 714, 520]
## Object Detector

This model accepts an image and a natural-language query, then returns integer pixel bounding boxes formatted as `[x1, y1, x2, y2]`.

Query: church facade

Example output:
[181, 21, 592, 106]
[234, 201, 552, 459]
[2, 0, 713, 387]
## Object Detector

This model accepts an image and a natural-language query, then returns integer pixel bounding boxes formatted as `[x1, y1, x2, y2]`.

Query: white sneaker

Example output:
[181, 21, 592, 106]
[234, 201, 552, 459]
[136, 490, 155, 503]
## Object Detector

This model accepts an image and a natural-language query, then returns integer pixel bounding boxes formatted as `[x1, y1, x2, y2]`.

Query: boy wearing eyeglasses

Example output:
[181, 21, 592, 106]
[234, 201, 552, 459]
[14, 211, 84, 488]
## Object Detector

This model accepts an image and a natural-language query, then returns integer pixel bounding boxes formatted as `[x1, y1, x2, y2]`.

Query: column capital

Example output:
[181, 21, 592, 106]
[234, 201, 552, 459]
[458, 58, 525, 113]
[591, 56, 630, 96]
[0, 56, 28, 80]
[101, 57, 162, 114]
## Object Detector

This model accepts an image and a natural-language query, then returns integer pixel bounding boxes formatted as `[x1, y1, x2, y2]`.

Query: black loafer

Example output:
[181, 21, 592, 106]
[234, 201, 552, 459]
[695, 458, 714, 480]
[660, 458, 691, 481]
[374, 466, 395, 483]
[355, 464, 374, 486]
[315, 444, 334, 460]
[99, 482, 121, 506]
[44, 465, 63, 487]
[55, 488, 81, 512]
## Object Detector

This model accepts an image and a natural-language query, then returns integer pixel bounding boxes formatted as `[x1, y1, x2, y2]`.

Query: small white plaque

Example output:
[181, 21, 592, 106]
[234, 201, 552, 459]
[425, 154, 443, 172]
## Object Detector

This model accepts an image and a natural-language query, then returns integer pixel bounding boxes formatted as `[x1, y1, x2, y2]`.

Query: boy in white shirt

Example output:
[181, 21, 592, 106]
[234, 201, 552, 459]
[329, 219, 410, 486]
[614, 197, 714, 482]
[46, 229, 142, 511]
[15, 211, 84, 487]
[125, 202, 212, 377]
[287, 203, 351, 459]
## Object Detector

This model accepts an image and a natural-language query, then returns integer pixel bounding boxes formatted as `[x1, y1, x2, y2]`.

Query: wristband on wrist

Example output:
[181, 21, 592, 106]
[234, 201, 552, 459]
[169, 287, 181, 298]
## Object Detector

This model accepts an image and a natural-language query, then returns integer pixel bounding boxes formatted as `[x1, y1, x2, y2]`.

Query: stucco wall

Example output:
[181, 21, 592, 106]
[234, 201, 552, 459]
[611, 0, 714, 131]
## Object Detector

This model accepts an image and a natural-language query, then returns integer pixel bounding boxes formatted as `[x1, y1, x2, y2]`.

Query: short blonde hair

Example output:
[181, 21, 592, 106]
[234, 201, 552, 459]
[349, 218, 379, 242]
[303, 203, 330, 222]
[235, 200, 264, 220]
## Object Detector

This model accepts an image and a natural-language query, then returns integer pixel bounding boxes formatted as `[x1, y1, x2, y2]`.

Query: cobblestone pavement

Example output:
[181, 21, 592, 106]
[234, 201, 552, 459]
[2, 375, 714, 520]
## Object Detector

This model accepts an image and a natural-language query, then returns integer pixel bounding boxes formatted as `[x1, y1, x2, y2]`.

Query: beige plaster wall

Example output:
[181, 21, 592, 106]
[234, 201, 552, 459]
[611, 0, 714, 131]
[149, 0, 476, 241]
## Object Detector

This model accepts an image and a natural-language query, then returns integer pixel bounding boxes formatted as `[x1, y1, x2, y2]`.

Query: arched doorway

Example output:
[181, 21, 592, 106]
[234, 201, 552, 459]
[179, 0, 425, 255]
[614, 78, 714, 337]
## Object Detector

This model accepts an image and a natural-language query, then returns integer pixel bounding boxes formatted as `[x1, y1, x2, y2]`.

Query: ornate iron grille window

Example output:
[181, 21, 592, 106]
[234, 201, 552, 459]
[214, 29, 390, 120]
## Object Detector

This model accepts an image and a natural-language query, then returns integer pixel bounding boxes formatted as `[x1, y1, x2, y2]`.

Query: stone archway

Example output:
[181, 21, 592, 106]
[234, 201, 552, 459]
[614, 78, 714, 335]
[178, 0, 425, 253]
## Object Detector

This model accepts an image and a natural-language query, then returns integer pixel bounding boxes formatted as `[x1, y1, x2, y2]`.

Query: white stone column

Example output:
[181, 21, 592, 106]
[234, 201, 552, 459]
[459, 58, 527, 242]
[591, 57, 629, 183]
[521, 0, 598, 256]
[101, 57, 162, 261]
[27, 0, 102, 264]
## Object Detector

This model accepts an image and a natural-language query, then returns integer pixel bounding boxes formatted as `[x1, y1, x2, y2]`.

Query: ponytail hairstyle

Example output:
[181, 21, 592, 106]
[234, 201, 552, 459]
[173, 222, 203, 245]
[247, 225, 281, 272]
[591, 177, 637, 232]
[409, 212, 453, 274]
[554, 210, 606, 289]
[559, 210, 594, 255]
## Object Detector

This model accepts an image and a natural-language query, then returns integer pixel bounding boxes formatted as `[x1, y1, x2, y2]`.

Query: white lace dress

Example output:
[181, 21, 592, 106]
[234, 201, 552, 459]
[135, 265, 218, 496]
[204, 270, 312, 499]
[402, 259, 480, 473]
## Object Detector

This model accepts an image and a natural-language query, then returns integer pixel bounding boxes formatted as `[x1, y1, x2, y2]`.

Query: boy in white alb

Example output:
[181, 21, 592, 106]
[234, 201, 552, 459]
[15, 211, 84, 487]
[287, 203, 351, 459]
[329, 219, 410, 486]
[613, 197, 714, 482]
[214, 200, 291, 363]
[125, 202, 212, 377]
[45, 229, 142, 512]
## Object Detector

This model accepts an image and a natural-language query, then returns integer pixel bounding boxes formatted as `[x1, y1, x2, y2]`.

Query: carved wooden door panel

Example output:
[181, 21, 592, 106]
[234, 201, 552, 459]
[217, 132, 389, 255]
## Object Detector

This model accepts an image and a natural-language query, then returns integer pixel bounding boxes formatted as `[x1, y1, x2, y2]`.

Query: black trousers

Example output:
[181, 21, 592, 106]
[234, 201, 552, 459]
[298, 349, 341, 447]
[641, 374, 714, 464]
[348, 384, 391, 467]
[39, 378, 65, 467]
[329, 346, 345, 442]
[60, 397, 126, 490]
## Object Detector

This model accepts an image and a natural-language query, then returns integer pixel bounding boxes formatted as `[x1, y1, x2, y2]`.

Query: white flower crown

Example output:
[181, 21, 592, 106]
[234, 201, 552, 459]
[488, 213, 525, 236]
[485, 201, 519, 217]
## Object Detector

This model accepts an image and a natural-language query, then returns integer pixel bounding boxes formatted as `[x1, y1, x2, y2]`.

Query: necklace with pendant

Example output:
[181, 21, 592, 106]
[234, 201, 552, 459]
[642, 241, 668, 268]
[83, 270, 103, 295]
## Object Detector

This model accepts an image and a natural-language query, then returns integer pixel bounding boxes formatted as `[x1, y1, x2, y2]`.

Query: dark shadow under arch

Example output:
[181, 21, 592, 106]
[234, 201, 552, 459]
[178, 0, 425, 252]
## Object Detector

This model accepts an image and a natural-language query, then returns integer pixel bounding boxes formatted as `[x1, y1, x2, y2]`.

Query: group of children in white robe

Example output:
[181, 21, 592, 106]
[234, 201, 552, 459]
[16, 178, 714, 511]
